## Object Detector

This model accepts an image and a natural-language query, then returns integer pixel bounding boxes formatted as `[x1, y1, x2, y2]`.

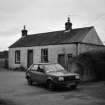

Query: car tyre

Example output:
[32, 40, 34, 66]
[47, 81, 55, 91]
[27, 77, 33, 85]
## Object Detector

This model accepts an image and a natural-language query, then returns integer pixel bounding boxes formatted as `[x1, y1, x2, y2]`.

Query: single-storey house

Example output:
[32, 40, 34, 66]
[9, 17, 104, 80]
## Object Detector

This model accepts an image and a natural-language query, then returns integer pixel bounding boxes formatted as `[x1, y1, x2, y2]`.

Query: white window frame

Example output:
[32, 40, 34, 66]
[41, 48, 48, 63]
[15, 50, 20, 64]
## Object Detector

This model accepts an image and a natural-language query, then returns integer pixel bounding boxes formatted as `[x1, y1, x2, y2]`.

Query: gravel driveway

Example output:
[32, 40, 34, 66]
[0, 69, 105, 105]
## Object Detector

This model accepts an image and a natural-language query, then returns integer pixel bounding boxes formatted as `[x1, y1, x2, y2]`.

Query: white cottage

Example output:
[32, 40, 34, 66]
[9, 18, 103, 71]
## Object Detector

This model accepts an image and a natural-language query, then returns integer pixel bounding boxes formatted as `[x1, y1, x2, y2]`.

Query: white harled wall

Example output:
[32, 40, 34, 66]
[9, 44, 77, 69]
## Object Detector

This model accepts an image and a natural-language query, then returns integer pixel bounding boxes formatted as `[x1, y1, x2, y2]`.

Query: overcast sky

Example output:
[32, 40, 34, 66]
[0, 0, 105, 51]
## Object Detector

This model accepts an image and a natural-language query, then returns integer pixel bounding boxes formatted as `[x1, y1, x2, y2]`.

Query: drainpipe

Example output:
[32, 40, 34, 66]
[63, 48, 67, 69]
[76, 42, 79, 56]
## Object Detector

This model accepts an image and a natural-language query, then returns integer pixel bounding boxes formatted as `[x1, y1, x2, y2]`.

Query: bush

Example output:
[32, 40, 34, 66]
[75, 49, 105, 81]
[14, 66, 26, 72]
[4, 59, 8, 69]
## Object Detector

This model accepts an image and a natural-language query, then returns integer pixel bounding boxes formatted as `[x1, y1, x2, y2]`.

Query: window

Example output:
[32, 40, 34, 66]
[68, 54, 72, 58]
[15, 50, 20, 64]
[41, 48, 48, 63]
[68, 54, 73, 62]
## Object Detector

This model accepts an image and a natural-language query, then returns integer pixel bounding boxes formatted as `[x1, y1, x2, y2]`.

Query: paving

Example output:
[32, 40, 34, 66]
[0, 69, 105, 105]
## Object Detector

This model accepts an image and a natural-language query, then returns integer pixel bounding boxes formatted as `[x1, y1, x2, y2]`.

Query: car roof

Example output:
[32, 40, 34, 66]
[32, 63, 60, 65]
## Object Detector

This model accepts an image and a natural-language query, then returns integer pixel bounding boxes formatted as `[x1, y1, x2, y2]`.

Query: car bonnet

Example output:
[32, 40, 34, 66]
[47, 70, 78, 77]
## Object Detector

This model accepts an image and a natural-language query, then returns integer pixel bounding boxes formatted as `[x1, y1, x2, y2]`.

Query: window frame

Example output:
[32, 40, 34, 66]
[41, 48, 48, 63]
[15, 50, 21, 64]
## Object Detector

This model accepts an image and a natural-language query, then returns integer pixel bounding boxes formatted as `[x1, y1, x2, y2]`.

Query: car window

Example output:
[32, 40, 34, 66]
[30, 65, 38, 71]
[38, 65, 44, 69]
[45, 64, 64, 73]
[37, 65, 45, 73]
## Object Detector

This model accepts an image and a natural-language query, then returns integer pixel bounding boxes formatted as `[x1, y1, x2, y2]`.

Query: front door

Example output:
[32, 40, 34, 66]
[27, 50, 33, 68]
[67, 54, 72, 71]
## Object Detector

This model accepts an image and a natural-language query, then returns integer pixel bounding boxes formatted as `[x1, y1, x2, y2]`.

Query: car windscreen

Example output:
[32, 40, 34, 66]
[45, 64, 64, 73]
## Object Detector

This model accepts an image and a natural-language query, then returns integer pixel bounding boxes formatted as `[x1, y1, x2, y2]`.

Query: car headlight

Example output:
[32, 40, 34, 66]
[76, 75, 79, 79]
[58, 77, 64, 81]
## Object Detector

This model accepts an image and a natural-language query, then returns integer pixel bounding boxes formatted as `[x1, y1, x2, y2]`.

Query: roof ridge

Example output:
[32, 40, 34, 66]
[73, 26, 94, 30]
[27, 26, 94, 37]
[27, 30, 64, 36]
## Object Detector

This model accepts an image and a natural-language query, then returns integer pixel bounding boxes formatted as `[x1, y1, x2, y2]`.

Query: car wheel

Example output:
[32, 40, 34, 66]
[47, 81, 55, 91]
[27, 77, 33, 85]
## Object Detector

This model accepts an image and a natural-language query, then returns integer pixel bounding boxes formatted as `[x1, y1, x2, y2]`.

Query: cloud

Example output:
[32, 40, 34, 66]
[0, 0, 35, 13]
[0, 33, 20, 51]
[0, 25, 20, 37]
[0, 0, 105, 50]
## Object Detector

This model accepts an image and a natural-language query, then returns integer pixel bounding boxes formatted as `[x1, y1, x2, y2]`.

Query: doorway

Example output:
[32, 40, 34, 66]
[27, 50, 33, 68]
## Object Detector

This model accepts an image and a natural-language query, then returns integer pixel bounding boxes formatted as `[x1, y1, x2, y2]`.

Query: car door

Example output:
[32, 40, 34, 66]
[29, 64, 39, 82]
[36, 65, 47, 84]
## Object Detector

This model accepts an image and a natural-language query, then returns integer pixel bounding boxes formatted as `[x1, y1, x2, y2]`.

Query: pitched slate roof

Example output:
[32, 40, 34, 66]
[9, 26, 94, 48]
